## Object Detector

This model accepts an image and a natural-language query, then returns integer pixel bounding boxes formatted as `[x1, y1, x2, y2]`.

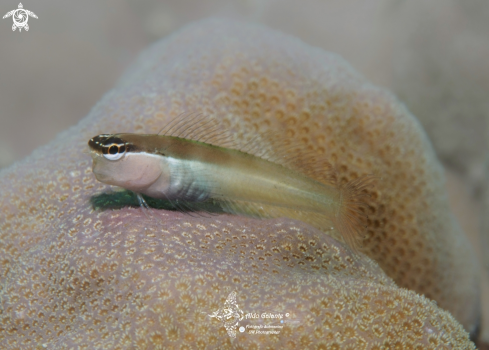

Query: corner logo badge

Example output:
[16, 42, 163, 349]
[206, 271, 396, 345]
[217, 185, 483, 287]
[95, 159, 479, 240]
[208, 291, 244, 338]
[3, 3, 38, 32]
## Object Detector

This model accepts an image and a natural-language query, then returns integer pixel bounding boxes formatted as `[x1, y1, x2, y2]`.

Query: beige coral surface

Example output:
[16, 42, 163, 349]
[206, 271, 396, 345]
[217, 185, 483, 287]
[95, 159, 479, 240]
[0, 19, 477, 349]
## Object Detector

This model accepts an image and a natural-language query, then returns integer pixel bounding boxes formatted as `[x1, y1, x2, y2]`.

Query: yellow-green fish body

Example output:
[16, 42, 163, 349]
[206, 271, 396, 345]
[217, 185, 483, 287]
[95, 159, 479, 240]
[88, 127, 372, 250]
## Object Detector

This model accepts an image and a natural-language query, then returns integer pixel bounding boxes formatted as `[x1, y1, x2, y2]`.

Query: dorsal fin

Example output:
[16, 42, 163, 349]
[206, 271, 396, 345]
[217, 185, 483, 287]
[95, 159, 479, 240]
[158, 113, 336, 185]
[238, 131, 336, 184]
[158, 113, 239, 149]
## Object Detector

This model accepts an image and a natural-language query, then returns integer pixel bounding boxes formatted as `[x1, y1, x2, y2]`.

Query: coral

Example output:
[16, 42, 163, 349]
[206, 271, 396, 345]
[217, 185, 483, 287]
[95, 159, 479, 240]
[0, 19, 477, 348]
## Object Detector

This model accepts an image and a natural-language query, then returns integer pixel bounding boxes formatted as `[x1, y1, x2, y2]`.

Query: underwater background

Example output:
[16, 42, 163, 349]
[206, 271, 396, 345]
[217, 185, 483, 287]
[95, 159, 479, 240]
[0, 0, 488, 348]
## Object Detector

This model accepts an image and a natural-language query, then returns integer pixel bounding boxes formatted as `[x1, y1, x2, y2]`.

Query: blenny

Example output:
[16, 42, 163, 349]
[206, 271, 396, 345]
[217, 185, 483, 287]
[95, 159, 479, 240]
[88, 115, 374, 250]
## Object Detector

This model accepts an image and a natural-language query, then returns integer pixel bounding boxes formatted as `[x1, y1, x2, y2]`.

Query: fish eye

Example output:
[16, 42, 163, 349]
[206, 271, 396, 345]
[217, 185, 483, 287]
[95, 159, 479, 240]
[103, 143, 126, 161]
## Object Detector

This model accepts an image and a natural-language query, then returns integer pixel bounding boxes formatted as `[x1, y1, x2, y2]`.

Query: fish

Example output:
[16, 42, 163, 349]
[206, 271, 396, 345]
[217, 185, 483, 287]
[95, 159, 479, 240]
[87, 114, 374, 251]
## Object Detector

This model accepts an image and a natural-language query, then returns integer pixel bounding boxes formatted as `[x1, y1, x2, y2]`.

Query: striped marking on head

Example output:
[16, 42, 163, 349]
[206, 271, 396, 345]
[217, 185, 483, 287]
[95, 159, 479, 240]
[88, 134, 129, 161]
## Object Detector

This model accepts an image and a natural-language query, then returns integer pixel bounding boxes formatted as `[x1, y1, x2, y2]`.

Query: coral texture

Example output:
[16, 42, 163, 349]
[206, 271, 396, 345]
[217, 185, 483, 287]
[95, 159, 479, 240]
[0, 19, 477, 348]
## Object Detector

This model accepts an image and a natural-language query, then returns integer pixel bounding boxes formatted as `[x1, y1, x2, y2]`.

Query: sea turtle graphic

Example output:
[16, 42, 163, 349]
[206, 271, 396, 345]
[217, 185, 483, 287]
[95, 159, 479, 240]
[3, 3, 38, 32]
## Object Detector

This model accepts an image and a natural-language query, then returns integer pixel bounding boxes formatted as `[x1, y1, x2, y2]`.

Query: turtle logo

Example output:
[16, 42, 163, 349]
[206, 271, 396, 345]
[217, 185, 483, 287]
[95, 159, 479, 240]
[3, 3, 38, 32]
[208, 291, 244, 338]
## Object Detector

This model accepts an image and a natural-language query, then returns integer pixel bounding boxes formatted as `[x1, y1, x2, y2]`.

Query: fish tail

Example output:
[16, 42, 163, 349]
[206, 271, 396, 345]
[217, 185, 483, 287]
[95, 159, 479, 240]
[332, 174, 377, 252]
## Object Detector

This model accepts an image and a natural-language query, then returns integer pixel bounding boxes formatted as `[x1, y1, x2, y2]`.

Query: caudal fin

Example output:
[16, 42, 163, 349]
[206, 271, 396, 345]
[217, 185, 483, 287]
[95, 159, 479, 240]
[333, 174, 377, 252]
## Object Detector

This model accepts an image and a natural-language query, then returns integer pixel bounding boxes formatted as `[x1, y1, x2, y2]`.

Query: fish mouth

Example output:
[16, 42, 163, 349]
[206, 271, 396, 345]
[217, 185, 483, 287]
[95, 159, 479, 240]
[94, 172, 110, 183]
[91, 157, 113, 183]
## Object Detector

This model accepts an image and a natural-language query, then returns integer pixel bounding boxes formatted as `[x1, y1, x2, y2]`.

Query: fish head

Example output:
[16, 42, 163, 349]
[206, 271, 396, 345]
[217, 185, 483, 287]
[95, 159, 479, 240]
[88, 133, 165, 193]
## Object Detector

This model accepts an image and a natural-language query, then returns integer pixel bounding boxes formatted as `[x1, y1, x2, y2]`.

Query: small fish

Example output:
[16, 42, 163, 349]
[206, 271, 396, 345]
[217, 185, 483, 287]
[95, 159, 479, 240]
[88, 115, 374, 250]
